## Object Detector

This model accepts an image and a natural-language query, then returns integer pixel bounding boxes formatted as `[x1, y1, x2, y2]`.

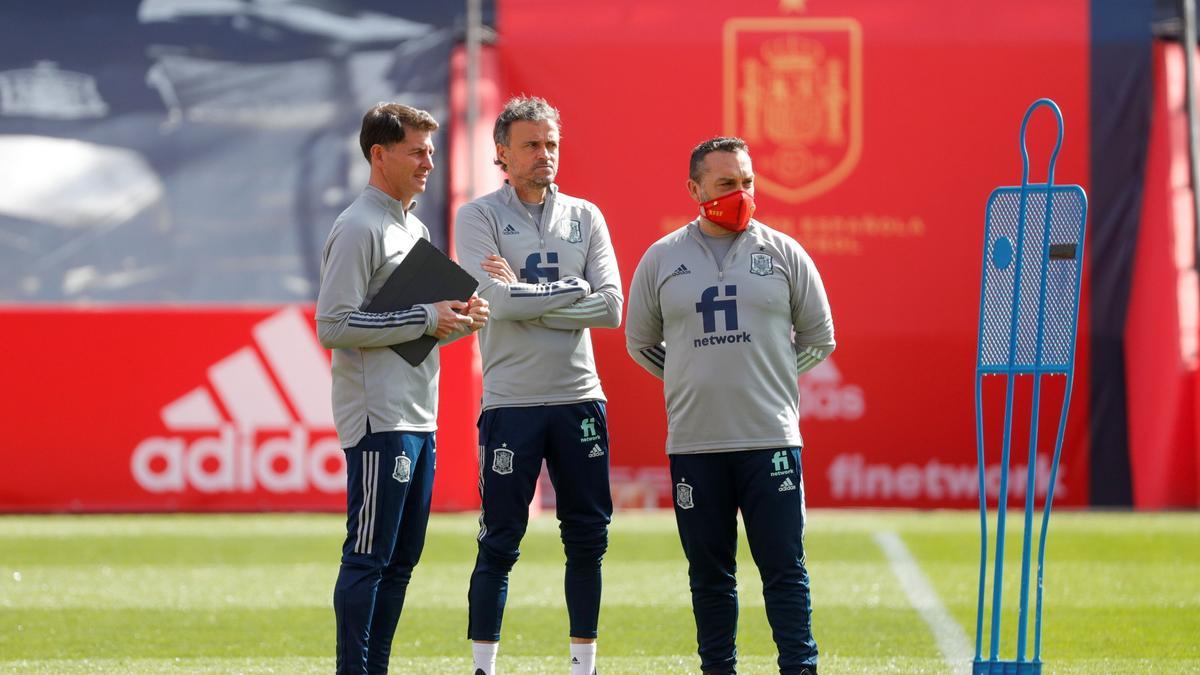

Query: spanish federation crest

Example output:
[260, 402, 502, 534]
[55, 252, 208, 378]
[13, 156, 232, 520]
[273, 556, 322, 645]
[564, 219, 582, 243]
[724, 18, 862, 203]
[393, 456, 411, 483]
[750, 252, 774, 276]
[492, 446, 514, 475]
[675, 482, 694, 510]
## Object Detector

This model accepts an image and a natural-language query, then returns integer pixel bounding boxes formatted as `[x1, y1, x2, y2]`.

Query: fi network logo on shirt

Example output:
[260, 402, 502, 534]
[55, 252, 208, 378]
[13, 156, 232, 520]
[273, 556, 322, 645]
[521, 251, 560, 283]
[695, 285, 738, 333]
[693, 285, 751, 348]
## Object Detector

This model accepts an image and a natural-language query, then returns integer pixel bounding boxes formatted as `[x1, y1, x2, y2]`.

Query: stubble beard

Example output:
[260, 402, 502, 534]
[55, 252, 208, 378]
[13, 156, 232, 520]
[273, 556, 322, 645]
[521, 172, 554, 192]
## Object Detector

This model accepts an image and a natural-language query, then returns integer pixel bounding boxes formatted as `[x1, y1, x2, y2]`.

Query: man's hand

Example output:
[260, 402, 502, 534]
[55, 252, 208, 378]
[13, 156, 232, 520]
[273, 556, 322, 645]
[466, 295, 490, 332]
[430, 300, 473, 339]
[481, 254, 518, 284]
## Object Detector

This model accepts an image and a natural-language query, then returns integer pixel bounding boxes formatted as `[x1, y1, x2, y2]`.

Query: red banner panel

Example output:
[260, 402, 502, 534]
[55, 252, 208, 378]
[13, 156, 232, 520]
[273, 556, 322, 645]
[1126, 42, 1200, 508]
[498, 0, 1092, 508]
[0, 2, 1095, 513]
[0, 306, 480, 512]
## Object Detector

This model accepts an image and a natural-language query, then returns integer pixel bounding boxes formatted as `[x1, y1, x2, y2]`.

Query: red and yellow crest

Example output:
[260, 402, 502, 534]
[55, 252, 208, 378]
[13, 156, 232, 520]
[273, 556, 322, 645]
[724, 18, 862, 203]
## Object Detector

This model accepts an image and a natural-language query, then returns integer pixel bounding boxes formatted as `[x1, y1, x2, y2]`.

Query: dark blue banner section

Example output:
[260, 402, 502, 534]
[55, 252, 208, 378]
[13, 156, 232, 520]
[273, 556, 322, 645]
[0, 1, 480, 303]
[1089, 0, 1154, 506]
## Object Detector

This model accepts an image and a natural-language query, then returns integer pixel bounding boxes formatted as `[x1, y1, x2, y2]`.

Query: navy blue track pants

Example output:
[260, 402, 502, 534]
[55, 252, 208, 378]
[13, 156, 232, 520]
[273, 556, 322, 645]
[468, 401, 612, 641]
[670, 447, 818, 675]
[333, 430, 435, 675]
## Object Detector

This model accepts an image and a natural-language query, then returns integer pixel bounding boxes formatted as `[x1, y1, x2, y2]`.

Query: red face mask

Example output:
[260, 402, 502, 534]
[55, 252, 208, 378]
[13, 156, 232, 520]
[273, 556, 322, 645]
[699, 189, 756, 232]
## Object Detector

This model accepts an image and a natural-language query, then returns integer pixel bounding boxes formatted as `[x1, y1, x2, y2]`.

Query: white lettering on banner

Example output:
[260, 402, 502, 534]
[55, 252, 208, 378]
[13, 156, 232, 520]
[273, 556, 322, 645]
[799, 358, 864, 421]
[129, 307, 345, 495]
[130, 437, 184, 492]
[132, 425, 344, 494]
[826, 453, 1067, 502]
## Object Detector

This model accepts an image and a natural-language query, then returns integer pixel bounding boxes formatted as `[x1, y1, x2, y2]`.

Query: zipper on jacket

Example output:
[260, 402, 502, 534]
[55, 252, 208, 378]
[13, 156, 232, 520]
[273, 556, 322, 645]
[691, 222, 748, 282]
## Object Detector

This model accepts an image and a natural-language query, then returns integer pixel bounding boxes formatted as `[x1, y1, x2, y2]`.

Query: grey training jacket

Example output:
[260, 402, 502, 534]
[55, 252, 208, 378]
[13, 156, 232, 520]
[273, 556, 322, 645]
[316, 186, 469, 448]
[454, 182, 622, 410]
[625, 219, 835, 454]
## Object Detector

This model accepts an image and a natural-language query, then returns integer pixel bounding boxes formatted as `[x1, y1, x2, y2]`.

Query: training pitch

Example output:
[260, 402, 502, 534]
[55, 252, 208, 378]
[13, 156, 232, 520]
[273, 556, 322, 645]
[0, 510, 1196, 673]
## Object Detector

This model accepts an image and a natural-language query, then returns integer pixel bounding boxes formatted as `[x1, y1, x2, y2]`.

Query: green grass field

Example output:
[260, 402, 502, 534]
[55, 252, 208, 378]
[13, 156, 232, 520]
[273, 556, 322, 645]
[0, 510, 1196, 674]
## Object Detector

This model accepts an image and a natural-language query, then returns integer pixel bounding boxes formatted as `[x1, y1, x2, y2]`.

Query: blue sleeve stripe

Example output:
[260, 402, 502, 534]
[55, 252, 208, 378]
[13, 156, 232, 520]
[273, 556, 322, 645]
[511, 286, 585, 298]
[641, 347, 665, 369]
[348, 318, 426, 329]
[349, 309, 424, 323]
[348, 309, 426, 328]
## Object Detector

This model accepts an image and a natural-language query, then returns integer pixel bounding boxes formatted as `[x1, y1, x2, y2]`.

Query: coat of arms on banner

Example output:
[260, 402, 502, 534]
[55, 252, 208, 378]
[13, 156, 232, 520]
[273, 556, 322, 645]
[492, 447, 514, 475]
[675, 482, 694, 509]
[393, 456, 411, 483]
[564, 219, 582, 243]
[723, 18, 862, 203]
[750, 252, 774, 276]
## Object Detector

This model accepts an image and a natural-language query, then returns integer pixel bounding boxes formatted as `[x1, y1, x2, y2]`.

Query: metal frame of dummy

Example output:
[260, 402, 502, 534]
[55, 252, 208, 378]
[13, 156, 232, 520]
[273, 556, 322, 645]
[973, 98, 1088, 675]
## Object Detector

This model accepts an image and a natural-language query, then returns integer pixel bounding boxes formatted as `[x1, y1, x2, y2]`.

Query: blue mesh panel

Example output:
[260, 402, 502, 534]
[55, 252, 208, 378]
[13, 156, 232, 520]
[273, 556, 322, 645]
[978, 186, 1084, 374]
[1040, 188, 1086, 369]
[980, 190, 1021, 367]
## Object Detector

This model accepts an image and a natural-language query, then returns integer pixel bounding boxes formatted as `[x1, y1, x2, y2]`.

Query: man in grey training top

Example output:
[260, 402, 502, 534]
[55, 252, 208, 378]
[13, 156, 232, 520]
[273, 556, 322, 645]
[317, 102, 489, 675]
[625, 136, 834, 675]
[454, 96, 622, 675]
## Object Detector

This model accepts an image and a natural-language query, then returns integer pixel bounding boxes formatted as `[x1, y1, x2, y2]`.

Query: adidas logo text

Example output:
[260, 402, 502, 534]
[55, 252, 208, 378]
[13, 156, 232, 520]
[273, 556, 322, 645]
[502, 224, 519, 235]
[779, 477, 797, 492]
[799, 357, 865, 421]
[130, 307, 345, 495]
[670, 264, 691, 277]
[588, 444, 605, 458]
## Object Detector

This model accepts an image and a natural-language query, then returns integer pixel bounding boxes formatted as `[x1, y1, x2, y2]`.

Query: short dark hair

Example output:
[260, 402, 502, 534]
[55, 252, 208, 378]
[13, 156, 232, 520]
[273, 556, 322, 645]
[689, 136, 749, 182]
[359, 103, 438, 161]
[493, 96, 561, 170]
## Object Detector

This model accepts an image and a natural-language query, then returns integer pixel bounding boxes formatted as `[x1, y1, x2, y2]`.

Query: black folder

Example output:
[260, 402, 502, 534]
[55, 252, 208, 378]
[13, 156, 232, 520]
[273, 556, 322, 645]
[364, 237, 479, 366]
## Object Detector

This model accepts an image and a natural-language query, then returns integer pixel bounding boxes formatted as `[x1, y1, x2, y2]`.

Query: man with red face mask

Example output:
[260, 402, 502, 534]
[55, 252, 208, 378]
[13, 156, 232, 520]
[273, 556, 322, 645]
[625, 136, 835, 675]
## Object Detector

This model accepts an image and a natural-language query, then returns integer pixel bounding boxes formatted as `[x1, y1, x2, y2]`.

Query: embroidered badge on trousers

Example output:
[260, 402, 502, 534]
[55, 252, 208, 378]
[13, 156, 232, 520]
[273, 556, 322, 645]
[393, 456, 411, 483]
[675, 482, 694, 509]
[492, 444, 514, 475]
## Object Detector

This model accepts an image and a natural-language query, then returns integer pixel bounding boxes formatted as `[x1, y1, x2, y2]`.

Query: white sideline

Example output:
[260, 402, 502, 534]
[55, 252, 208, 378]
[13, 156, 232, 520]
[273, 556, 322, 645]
[873, 530, 973, 674]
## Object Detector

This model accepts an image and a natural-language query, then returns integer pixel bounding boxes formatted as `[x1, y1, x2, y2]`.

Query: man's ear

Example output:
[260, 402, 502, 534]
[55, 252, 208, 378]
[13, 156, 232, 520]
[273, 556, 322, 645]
[686, 179, 702, 204]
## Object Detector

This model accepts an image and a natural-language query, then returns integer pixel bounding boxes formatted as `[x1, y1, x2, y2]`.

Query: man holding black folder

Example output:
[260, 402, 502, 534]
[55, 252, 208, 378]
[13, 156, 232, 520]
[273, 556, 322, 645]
[455, 96, 622, 675]
[316, 103, 489, 675]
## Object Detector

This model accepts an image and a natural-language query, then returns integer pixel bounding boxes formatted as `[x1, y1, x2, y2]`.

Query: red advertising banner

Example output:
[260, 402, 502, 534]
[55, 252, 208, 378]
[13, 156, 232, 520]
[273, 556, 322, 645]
[0, 2, 1095, 513]
[498, 0, 1092, 508]
[0, 306, 481, 512]
[1126, 42, 1200, 508]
